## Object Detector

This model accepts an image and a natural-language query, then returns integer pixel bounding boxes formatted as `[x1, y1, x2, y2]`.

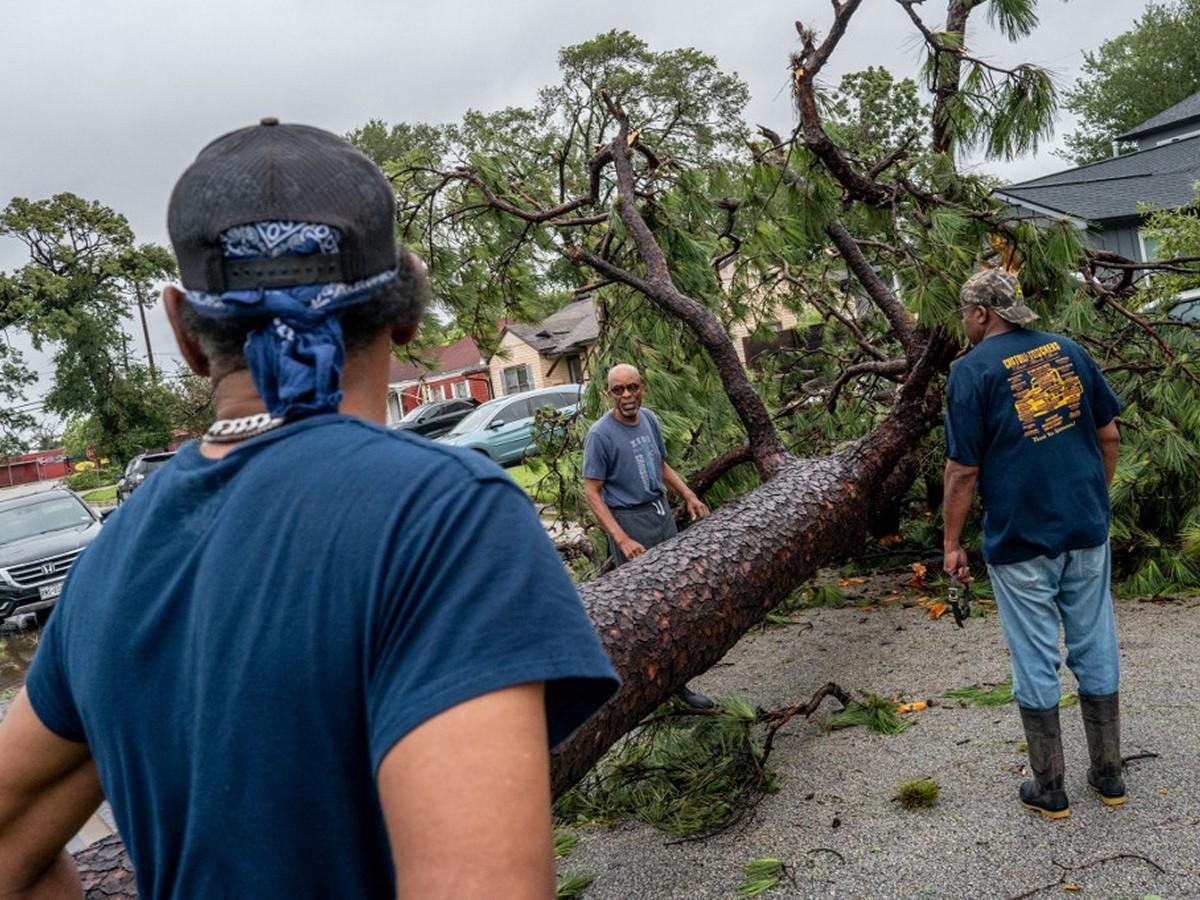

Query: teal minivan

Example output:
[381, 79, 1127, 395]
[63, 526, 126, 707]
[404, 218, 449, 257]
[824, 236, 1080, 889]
[437, 384, 582, 466]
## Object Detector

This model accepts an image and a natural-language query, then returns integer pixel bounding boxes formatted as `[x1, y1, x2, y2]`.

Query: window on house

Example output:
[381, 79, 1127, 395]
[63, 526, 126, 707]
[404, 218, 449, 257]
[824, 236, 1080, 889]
[453, 380, 470, 399]
[742, 322, 801, 369]
[566, 354, 584, 384]
[502, 364, 532, 395]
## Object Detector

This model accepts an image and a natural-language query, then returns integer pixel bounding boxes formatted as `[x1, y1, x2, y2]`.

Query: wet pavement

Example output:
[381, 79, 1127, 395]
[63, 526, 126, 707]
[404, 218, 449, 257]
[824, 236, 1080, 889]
[0, 621, 40, 710]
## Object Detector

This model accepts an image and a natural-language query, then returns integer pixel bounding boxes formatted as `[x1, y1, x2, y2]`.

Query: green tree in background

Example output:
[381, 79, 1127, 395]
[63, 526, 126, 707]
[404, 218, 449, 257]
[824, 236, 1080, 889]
[1061, 0, 1200, 165]
[0, 340, 36, 457]
[0, 193, 178, 462]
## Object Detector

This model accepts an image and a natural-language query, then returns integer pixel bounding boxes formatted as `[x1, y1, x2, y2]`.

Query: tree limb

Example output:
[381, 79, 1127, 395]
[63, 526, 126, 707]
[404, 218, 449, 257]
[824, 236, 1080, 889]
[825, 220, 919, 359]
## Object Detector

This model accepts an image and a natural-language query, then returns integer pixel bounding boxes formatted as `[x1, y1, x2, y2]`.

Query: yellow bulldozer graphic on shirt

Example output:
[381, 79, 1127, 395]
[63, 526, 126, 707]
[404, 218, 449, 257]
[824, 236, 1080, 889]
[1013, 362, 1083, 425]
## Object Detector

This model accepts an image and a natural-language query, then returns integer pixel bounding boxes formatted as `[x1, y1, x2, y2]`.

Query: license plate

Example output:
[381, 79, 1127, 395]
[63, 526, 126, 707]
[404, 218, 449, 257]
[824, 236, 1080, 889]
[39, 581, 63, 601]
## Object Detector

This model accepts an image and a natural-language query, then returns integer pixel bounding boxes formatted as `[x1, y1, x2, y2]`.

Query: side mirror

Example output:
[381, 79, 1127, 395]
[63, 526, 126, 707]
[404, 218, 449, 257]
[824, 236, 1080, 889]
[488, 420, 505, 430]
[100, 508, 116, 522]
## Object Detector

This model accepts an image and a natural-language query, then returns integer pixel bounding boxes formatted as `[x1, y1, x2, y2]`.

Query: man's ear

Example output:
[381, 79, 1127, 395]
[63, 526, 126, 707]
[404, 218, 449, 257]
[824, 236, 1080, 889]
[391, 320, 418, 348]
[163, 286, 211, 377]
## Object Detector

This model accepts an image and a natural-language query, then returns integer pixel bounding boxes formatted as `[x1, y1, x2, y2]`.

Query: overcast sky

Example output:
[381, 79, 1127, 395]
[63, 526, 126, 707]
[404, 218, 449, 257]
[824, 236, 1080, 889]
[1, 0, 1149, 422]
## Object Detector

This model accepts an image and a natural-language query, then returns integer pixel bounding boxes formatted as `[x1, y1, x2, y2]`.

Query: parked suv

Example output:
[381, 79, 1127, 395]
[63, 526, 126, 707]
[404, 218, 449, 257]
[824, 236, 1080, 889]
[392, 398, 479, 440]
[0, 489, 102, 626]
[437, 384, 581, 466]
[116, 451, 175, 504]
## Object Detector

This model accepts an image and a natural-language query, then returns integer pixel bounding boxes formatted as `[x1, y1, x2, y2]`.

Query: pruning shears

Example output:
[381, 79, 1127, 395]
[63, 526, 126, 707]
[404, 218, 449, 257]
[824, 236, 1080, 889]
[948, 574, 972, 628]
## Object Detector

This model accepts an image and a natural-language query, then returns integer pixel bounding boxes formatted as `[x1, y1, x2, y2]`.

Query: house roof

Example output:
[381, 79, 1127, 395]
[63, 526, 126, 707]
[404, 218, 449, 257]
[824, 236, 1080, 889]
[1116, 90, 1200, 143]
[387, 335, 486, 384]
[996, 134, 1200, 222]
[503, 299, 598, 356]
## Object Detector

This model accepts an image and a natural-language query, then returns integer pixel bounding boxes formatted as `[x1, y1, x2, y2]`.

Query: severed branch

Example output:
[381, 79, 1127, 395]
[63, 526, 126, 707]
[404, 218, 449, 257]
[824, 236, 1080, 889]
[759, 681, 851, 761]
[825, 220, 919, 359]
[826, 357, 909, 411]
[687, 444, 753, 500]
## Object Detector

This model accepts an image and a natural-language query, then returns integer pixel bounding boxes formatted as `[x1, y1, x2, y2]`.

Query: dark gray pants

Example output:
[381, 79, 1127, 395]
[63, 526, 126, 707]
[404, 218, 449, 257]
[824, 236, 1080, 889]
[608, 497, 677, 566]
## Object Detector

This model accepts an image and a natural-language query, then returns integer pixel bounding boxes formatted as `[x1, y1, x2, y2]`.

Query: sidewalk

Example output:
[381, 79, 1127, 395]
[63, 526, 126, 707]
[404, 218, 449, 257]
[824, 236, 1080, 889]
[560, 599, 1200, 899]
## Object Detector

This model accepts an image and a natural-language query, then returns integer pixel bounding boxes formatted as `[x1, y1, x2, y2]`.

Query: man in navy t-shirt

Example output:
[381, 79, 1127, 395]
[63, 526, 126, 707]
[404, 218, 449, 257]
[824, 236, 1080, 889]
[943, 269, 1123, 820]
[0, 121, 618, 898]
[583, 363, 712, 708]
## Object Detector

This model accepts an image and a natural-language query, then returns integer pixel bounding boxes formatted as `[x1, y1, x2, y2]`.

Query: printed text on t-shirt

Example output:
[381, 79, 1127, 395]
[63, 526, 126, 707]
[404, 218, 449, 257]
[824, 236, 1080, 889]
[1002, 341, 1084, 443]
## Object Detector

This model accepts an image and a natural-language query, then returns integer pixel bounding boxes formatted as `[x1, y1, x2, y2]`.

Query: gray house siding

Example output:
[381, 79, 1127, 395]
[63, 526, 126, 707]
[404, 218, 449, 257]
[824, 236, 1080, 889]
[1092, 222, 1143, 261]
[1136, 121, 1200, 151]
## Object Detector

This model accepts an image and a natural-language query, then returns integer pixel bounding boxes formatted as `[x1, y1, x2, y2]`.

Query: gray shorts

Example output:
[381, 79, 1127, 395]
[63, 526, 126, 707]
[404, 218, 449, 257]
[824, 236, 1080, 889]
[609, 497, 677, 566]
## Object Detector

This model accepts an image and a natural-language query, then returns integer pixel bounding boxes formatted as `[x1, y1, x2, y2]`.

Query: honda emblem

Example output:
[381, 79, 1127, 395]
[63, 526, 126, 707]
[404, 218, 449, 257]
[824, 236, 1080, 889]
[41, 563, 56, 576]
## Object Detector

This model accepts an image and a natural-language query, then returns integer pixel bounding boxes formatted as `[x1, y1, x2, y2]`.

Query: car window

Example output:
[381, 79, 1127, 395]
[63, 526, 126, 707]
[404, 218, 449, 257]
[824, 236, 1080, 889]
[141, 455, 174, 474]
[448, 401, 502, 435]
[552, 388, 580, 408]
[399, 404, 429, 424]
[0, 497, 93, 545]
[494, 398, 535, 426]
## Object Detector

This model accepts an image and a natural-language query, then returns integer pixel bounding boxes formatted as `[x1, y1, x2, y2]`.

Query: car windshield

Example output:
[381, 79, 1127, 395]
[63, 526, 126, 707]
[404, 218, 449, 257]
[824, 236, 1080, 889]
[447, 400, 502, 436]
[0, 497, 93, 545]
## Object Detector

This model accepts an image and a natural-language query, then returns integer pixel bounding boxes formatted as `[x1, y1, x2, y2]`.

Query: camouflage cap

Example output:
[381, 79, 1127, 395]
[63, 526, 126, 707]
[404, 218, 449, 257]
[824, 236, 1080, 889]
[959, 269, 1038, 326]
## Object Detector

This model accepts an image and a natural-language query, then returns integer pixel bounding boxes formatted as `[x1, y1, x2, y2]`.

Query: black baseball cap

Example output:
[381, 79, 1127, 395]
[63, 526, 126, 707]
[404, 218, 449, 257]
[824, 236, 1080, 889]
[167, 118, 398, 293]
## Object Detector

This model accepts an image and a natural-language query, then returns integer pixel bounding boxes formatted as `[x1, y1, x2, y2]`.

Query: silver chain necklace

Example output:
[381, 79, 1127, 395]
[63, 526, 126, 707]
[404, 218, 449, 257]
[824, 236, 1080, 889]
[203, 412, 286, 444]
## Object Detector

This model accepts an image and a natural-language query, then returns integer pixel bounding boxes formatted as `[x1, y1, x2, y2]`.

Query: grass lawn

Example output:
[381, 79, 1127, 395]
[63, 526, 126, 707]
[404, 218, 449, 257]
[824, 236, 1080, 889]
[505, 463, 543, 496]
[80, 485, 118, 502]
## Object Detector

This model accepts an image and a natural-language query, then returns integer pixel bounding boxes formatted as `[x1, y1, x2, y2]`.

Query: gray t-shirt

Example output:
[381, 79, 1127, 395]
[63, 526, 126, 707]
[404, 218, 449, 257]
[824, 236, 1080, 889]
[583, 408, 668, 509]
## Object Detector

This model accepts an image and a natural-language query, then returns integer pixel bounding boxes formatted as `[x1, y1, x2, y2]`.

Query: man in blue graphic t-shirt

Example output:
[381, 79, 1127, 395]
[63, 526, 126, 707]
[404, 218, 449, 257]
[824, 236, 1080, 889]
[0, 121, 618, 899]
[583, 363, 713, 708]
[943, 269, 1123, 821]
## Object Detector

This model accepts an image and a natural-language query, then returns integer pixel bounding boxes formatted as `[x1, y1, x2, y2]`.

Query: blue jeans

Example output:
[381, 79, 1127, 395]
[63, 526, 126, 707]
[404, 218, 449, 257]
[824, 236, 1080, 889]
[987, 542, 1119, 710]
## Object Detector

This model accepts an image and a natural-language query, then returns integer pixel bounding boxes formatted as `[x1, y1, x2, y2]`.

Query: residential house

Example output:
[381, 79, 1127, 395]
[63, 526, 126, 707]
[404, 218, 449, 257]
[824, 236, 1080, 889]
[995, 89, 1200, 320]
[386, 335, 491, 423]
[489, 299, 597, 395]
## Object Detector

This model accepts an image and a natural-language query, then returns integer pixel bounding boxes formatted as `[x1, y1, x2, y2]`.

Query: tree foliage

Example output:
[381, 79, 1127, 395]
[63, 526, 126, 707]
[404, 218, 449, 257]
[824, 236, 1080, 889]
[0, 193, 178, 461]
[1061, 0, 1200, 164]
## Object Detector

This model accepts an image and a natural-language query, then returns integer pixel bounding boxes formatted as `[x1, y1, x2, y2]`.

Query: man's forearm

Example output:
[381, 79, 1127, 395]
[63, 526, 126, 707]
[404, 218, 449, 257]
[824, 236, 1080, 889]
[942, 463, 978, 550]
[1099, 427, 1118, 487]
[661, 464, 696, 503]
[584, 486, 627, 543]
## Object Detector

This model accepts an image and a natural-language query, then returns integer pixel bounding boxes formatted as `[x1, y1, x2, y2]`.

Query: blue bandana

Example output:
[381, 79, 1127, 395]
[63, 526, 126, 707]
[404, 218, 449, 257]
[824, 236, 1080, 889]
[185, 222, 398, 419]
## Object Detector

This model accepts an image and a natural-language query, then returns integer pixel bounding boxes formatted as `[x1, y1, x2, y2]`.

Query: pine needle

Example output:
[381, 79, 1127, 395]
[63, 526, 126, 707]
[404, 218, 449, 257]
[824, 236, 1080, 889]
[944, 678, 1014, 707]
[736, 857, 786, 896]
[895, 778, 940, 810]
[554, 697, 775, 838]
[553, 829, 580, 861]
[555, 872, 595, 898]
[827, 694, 909, 735]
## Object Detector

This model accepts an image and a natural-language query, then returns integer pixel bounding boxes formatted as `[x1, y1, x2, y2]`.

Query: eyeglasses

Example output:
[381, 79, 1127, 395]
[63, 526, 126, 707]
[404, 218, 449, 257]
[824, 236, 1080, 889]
[609, 383, 643, 396]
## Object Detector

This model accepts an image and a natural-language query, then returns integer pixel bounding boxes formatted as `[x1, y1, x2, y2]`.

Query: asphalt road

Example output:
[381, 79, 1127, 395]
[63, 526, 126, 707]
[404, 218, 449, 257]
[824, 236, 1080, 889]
[558, 599, 1200, 899]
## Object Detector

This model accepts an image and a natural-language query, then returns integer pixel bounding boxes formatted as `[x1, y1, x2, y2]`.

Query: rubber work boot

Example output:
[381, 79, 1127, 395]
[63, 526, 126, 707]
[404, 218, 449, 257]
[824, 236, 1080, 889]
[1018, 705, 1071, 819]
[1079, 691, 1127, 805]
[675, 684, 716, 710]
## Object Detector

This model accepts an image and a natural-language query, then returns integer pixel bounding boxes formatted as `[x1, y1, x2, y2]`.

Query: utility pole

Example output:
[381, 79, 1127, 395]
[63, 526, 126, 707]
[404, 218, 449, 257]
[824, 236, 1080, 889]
[135, 284, 157, 383]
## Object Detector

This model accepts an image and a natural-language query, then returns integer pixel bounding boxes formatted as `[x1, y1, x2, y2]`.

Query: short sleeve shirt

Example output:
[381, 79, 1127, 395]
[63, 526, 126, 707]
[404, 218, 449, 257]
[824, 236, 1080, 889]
[944, 329, 1121, 564]
[582, 408, 668, 509]
[26, 415, 619, 899]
